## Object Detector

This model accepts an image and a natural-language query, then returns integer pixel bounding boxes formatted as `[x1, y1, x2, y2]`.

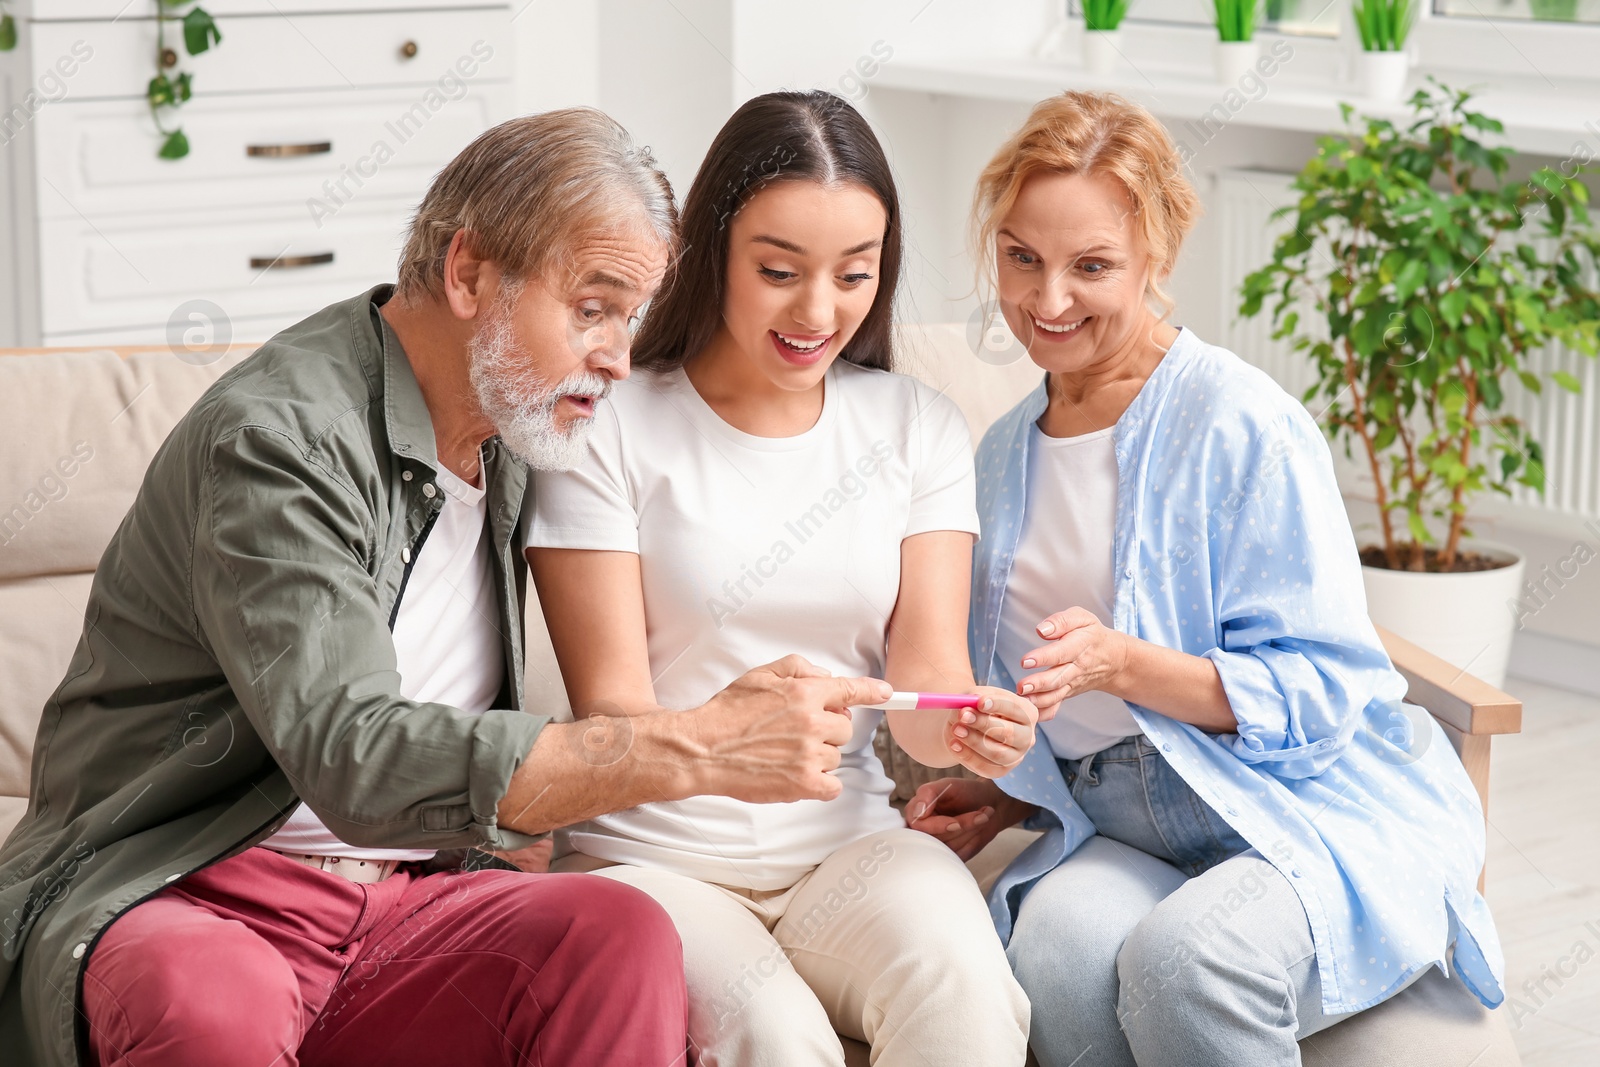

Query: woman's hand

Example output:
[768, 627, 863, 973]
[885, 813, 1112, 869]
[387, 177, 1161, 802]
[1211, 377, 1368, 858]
[905, 777, 1036, 861]
[1015, 607, 1133, 718]
[944, 686, 1038, 778]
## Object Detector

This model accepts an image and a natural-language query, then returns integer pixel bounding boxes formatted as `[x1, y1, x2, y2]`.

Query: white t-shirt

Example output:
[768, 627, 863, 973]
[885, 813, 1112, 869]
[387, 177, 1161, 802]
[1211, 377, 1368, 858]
[527, 360, 979, 890]
[996, 423, 1138, 761]
[260, 455, 505, 861]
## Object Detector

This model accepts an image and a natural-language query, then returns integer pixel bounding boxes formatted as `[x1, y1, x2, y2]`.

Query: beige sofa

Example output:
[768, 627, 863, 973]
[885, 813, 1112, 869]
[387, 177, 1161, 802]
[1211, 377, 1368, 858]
[0, 325, 1522, 1065]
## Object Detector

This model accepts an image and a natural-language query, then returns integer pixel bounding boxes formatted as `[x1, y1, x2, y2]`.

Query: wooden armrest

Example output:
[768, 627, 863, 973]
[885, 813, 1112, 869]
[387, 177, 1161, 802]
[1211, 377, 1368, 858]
[1376, 625, 1523, 737]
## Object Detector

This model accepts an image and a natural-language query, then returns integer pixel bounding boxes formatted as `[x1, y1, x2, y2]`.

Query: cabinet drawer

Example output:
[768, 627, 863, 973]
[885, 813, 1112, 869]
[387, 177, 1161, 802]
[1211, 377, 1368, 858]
[34, 84, 510, 220]
[38, 202, 411, 337]
[32, 9, 510, 99]
[23, 1, 497, 17]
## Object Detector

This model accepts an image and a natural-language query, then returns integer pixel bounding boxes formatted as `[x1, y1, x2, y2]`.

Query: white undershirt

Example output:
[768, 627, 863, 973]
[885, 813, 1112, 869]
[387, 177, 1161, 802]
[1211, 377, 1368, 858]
[528, 361, 980, 890]
[996, 423, 1139, 760]
[260, 454, 505, 860]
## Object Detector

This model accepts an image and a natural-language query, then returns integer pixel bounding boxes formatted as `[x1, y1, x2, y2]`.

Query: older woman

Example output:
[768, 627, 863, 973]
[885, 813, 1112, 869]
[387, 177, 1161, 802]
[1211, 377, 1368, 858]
[907, 91, 1505, 1066]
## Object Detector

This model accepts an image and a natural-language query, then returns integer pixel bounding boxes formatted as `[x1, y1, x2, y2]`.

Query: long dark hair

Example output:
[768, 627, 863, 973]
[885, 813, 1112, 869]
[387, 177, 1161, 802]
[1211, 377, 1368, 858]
[631, 91, 903, 373]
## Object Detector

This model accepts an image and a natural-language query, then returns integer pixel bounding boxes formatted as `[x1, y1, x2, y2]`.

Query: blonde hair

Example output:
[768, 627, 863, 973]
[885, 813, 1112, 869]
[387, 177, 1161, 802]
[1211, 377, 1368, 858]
[396, 108, 677, 300]
[971, 91, 1200, 318]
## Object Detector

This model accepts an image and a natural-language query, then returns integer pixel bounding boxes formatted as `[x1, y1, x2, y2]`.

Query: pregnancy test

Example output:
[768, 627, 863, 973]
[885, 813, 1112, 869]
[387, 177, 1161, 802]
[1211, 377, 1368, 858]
[862, 692, 983, 712]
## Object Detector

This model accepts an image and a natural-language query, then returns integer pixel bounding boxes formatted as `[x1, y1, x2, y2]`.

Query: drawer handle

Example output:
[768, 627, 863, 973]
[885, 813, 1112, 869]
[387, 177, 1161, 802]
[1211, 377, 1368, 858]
[247, 141, 333, 158]
[400, 40, 419, 59]
[251, 252, 335, 270]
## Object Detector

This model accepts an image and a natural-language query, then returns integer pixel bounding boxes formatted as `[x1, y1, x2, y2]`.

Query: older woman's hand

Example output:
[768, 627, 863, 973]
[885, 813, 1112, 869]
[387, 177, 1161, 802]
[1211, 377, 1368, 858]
[1015, 606, 1133, 717]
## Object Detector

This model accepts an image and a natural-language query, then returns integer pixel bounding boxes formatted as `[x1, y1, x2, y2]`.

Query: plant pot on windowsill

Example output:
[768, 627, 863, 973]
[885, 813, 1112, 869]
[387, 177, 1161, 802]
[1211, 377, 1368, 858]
[1352, 0, 1416, 100]
[1082, 29, 1123, 75]
[1081, 0, 1129, 74]
[1357, 50, 1410, 101]
[1360, 543, 1526, 688]
[1212, 0, 1261, 83]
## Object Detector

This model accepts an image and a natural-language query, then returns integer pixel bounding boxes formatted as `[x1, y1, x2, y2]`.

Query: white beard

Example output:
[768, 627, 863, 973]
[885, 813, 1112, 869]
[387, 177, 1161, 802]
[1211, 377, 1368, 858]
[467, 302, 612, 472]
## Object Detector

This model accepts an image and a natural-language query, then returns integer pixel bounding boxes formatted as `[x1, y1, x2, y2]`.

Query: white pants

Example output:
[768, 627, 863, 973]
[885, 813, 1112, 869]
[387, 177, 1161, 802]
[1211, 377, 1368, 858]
[557, 826, 1030, 1066]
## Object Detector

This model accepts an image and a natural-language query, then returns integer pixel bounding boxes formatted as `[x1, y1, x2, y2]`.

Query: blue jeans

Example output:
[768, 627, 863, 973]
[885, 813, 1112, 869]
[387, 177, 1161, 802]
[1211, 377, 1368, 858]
[1006, 736, 1403, 1067]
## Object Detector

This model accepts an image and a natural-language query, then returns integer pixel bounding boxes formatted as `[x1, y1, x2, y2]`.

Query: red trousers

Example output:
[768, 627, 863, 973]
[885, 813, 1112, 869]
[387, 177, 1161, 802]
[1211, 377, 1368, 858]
[82, 846, 689, 1067]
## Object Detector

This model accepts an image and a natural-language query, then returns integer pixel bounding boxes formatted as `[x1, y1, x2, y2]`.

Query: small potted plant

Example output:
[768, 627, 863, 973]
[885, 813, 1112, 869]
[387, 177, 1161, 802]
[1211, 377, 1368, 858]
[1352, 0, 1416, 101]
[1212, 0, 1261, 84]
[1082, 0, 1130, 75]
[1240, 80, 1600, 685]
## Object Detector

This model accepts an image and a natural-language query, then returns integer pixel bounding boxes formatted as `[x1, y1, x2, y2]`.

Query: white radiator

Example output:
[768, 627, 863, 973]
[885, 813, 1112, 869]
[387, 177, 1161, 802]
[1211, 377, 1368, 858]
[1215, 168, 1600, 523]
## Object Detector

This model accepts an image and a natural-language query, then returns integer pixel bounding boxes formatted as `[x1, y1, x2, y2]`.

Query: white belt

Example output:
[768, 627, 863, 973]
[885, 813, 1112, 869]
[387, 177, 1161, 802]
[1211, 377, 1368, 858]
[268, 850, 405, 884]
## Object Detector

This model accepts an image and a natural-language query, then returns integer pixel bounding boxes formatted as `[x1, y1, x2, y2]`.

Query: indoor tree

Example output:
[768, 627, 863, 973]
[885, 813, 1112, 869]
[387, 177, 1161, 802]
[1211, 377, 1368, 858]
[1240, 79, 1600, 571]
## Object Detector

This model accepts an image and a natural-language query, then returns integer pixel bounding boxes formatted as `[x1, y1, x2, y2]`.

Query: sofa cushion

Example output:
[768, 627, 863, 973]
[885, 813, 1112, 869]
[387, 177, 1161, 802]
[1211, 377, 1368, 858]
[0, 346, 256, 581]
[0, 572, 96, 803]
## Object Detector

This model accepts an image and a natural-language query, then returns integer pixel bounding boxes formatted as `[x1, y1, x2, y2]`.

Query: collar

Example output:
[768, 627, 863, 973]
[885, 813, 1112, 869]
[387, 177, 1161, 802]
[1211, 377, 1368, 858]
[367, 284, 442, 474]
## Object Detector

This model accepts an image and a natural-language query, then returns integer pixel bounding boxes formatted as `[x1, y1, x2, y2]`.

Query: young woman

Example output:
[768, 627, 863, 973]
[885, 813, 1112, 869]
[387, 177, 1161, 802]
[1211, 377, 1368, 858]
[526, 91, 1034, 1067]
[906, 91, 1504, 1066]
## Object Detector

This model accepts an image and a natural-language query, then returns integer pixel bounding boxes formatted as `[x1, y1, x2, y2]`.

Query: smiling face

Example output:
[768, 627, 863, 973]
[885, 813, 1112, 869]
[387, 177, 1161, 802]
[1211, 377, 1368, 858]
[994, 169, 1163, 376]
[469, 226, 668, 470]
[712, 180, 888, 392]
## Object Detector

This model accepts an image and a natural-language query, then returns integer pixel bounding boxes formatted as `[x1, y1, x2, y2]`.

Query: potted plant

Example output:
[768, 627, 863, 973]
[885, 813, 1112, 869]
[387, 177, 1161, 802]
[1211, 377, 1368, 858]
[1352, 0, 1416, 101]
[1239, 80, 1600, 685]
[1212, 0, 1261, 84]
[1082, 0, 1130, 75]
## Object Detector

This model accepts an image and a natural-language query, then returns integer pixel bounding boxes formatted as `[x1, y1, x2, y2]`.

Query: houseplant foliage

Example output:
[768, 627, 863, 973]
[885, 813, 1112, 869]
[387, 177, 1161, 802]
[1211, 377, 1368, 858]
[149, 0, 222, 159]
[1352, 0, 1416, 50]
[1084, 0, 1130, 31]
[1240, 79, 1600, 572]
[1212, 0, 1260, 41]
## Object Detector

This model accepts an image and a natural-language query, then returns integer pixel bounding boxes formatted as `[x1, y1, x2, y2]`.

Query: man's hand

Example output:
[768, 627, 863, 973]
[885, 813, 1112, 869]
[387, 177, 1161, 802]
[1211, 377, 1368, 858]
[905, 777, 1035, 862]
[496, 656, 889, 836]
[944, 686, 1039, 778]
[689, 655, 892, 804]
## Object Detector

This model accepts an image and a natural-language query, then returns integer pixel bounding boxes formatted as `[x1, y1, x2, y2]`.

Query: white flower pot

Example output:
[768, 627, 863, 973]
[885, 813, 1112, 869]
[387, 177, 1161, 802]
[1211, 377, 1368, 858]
[1357, 49, 1410, 101]
[1082, 29, 1122, 75]
[1361, 541, 1526, 689]
[1213, 39, 1259, 85]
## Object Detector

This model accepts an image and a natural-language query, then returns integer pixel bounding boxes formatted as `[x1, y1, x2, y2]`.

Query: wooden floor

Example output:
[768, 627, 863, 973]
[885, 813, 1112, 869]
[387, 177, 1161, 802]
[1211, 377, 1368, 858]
[1487, 678, 1600, 1066]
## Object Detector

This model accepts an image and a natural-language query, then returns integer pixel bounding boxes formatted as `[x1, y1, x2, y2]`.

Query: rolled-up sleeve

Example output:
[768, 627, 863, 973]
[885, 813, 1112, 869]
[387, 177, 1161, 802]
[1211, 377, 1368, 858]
[1202, 410, 1394, 779]
[190, 424, 549, 851]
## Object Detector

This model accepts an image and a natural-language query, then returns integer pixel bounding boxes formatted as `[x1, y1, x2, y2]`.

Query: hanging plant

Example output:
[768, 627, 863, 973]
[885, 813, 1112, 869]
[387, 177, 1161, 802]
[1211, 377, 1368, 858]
[148, 0, 222, 159]
[0, 1, 17, 52]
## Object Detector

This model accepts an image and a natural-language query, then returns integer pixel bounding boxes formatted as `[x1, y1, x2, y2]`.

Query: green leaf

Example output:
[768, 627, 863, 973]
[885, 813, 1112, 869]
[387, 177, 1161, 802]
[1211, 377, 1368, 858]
[159, 128, 190, 159]
[1518, 370, 1543, 394]
[1552, 370, 1583, 393]
[0, 14, 17, 52]
[1394, 257, 1427, 299]
[183, 6, 222, 55]
[147, 73, 177, 108]
[1407, 511, 1433, 544]
[174, 71, 193, 103]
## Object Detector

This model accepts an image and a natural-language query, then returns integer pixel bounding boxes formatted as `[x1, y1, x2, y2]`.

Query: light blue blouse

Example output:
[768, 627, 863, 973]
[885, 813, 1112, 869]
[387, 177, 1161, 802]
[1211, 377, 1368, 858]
[972, 327, 1505, 1015]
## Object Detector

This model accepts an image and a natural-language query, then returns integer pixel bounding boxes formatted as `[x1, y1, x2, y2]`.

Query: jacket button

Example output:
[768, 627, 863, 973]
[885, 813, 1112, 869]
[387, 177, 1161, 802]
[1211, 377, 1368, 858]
[401, 470, 413, 481]
[423, 483, 437, 499]
[72, 943, 86, 959]
[401, 546, 412, 564]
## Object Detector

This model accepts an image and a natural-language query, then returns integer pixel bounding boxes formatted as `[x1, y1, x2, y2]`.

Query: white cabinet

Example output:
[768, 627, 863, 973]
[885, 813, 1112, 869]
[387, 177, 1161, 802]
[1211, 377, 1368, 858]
[0, 2, 512, 346]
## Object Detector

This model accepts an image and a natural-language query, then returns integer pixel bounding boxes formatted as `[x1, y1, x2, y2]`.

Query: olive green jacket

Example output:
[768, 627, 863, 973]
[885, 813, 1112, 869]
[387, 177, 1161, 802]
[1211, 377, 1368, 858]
[0, 286, 551, 1067]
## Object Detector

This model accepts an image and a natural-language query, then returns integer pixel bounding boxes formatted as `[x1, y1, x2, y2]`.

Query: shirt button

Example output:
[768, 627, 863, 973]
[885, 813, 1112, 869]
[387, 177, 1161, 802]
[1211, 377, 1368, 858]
[72, 943, 86, 959]
[401, 470, 413, 482]
[1123, 567, 1134, 579]
[401, 546, 412, 564]
[422, 483, 437, 499]
[1291, 868, 1302, 878]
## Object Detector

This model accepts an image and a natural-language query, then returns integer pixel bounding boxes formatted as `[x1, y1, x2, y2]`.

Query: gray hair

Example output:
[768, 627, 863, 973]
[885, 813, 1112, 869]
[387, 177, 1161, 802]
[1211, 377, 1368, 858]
[395, 108, 677, 299]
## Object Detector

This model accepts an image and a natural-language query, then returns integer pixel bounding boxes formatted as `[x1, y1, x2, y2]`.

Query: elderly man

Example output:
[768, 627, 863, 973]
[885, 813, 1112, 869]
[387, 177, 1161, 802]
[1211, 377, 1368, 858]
[0, 109, 888, 1067]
